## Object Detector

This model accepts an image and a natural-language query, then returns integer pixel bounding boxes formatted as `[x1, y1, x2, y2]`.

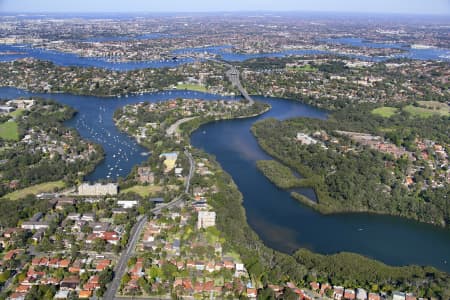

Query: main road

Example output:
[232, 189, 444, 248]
[105, 150, 195, 299]
[205, 57, 254, 105]
[225, 66, 255, 105]
[103, 215, 148, 300]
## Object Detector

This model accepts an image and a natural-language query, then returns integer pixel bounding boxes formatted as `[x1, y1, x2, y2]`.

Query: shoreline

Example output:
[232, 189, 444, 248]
[251, 120, 449, 229]
[183, 101, 450, 288]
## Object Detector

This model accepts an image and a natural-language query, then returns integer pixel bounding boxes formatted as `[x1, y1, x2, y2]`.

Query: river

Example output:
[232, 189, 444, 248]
[191, 96, 450, 272]
[0, 36, 449, 273]
[0, 87, 228, 181]
[1, 37, 449, 70]
[1, 87, 449, 273]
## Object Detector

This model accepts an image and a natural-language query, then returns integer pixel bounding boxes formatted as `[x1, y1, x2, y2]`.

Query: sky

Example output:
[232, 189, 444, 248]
[0, 0, 449, 15]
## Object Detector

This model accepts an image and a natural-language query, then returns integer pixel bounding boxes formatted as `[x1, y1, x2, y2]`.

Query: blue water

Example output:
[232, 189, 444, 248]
[0, 87, 229, 181]
[0, 34, 449, 272]
[326, 37, 408, 49]
[326, 37, 450, 61]
[1, 37, 449, 71]
[1, 87, 449, 272]
[191, 96, 450, 272]
[0, 44, 195, 70]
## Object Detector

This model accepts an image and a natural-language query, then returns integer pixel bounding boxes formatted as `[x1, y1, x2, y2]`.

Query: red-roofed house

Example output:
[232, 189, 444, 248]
[15, 285, 30, 293]
[4, 250, 19, 260]
[405, 294, 416, 300]
[49, 258, 59, 268]
[31, 257, 41, 266]
[368, 293, 381, 300]
[59, 259, 70, 268]
[344, 289, 356, 300]
[247, 288, 257, 298]
[310, 282, 320, 291]
[96, 259, 111, 271]
[79, 290, 92, 299]
[101, 232, 120, 245]
[8, 293, 27, 300]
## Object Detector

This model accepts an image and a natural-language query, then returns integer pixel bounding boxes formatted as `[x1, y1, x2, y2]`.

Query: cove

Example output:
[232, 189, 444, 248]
[0, 87, 230, 180]
[1, 87, 450, 273]
[1, 37, 449, 71]
[190, 96, 450, 273]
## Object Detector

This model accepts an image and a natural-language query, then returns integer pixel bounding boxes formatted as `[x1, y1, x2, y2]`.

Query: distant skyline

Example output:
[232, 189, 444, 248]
[0, 0, 449, 15]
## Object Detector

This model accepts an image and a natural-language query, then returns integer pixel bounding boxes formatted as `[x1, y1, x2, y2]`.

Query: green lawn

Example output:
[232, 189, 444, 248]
[2, 181, 66, 200]
[403, 105, 449, 118]
[371, 107, 399, 118]
[0, 121, 19, 141]
[0, 109, 24, 141]
[287, 64, 318, 72]
[120, 185, 163, 197]
[176, 83, 208, 92]
[10, 109, 24, 118]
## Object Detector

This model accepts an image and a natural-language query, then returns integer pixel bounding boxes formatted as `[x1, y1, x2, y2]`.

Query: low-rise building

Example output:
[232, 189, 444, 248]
[137, 167, 154, 184]
[78, 183, 118, 196]
[356, 288, 368, 300]
[197, 211, 216, 229]
[117, 200, 138, 208]
[21, 221, 49, 230]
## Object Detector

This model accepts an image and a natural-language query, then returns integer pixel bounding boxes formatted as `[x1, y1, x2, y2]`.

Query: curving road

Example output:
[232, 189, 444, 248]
[166, 117, 198, 136]
[104, 150, 195, 299]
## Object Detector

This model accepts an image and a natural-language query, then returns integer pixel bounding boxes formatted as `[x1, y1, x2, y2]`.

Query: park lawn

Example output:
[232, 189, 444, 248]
[176, 83, 208, 92]
[2, 181, 66, 200]
[403, 105, 450, 118]
[9, 109, 24, 118]
[121, 185, 163, 197]
[0, 121, 19, 141]
[224, 250, 242, 263]
[371, 106, 399, 118]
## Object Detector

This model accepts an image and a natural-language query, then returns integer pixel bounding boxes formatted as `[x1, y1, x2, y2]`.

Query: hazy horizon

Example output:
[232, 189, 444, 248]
[1, 0, 449, 16]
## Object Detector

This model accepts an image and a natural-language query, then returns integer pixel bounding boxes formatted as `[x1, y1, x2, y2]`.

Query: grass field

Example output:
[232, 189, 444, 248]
[371, 107, 399, 118]
[120, 185, 163, 197]
[372, 103, 449, 119]
[403, 104, 450, 118]
[9, 109, 24, 118]
[287, 64, 318, 72]
[0, 121, 19, 141]
[176, 83, 208, 92]
[2, 181, 66, 200]
[0, 109, 24, 141]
